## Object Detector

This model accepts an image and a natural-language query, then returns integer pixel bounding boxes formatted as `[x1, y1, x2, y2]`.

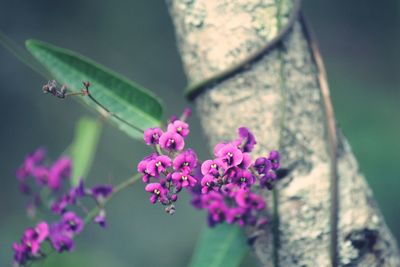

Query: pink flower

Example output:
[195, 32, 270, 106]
[172, 171, 197, 188]
[146, 155, 172, 177]
[143, 127, 164, 145]
[173, 149, 198, 172]
[145, 183, 168, 204]
[159, 131, 185, 151]
[201, 159, 223, 176]
[47, 157, 72, 190]
[167, 120, 190, 137]
[215, 143, 243, 168]
[200, 175, 218, 194]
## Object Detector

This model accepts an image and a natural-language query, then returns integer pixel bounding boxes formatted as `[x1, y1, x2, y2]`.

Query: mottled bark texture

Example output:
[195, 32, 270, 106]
[167, 0, 400, 266]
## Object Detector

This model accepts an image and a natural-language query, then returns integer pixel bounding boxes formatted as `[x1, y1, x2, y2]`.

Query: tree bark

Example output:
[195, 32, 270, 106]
[166, 0, 400, 266]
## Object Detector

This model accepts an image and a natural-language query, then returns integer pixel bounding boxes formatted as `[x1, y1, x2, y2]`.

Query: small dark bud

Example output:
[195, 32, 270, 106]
[159, 179, 166, 187]
[183, 108, 192, 118]
[170, 194, 178, 202]
[174, 184, 182, 193]
[83, 81, 91, 89]
[169, 115, 177, 123]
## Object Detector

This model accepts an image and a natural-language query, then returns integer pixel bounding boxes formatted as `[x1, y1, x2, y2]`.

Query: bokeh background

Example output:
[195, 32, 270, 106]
[0, 0, 399, 266]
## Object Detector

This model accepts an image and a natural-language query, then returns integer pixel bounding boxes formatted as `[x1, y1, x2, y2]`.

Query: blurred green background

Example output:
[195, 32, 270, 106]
[0, 0, 398, 266]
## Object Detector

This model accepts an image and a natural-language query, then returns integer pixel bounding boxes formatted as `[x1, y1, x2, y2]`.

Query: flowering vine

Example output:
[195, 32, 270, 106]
[190, 128, 280, 227]
[11, 81, 281, 266]
[138, 111, 280, 227]
[12, 148, 119, 266]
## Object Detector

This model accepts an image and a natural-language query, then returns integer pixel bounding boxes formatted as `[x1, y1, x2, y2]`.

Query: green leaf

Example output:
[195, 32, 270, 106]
[68, 117, 102, 186]
[25, 39, 163, 139]
[189, 224, 249, 267]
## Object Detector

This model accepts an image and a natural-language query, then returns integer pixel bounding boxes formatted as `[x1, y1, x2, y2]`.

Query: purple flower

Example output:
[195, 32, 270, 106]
[90, 185, 113, 202]
[70, 179, 86, 198]
[235, 189, 265, 210]
[249, 193, 266, 210]
[49, 223, 74, 253]
[32, 166, 49, 185]
[159, 131, 185, 151]
[170, 194, 178, 202]
[48, 157, 72, 190]
[237, 153, 252, 169]
[61, 212, 84, 234]
[146, 155, 172, 177]
[173, 149, 198, 172]
[226, 207, 247, 227]
[51, 194, 74, 214]
[145, 183, 168, 204]
[268, 150, 280, 170]
[137, 154, 156, 183]
[215, 143, 243, 168]
[94, 209, 107, 228]
[16, 148, 46, 179]
[260, 171, 277, 189]
[13, 242, 28, 265]
[207, 201, 228, 227]
[201, 159, 223, 176]
[213, 142, 228, 156]
[253, 157, 272, 174]
[232, 170, 255, 188]
[220, 183, 239, 198]
[143, 127, 164, 145]
[34, 222, 49, 242]
[167, 120, 190, 137]
[172, 171, 197, 188]
[200, 175, 218, 194]
[22, 221, 49, 254]
[12, 222, 49, 264]
[234, 127, 257, 152]
[200, 191, 224, 207]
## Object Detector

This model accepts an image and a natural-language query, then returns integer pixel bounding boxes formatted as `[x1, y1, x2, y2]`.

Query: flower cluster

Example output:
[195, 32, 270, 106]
[13, 149, 113, 266]
[13, 107, 282, 265]
[13, 211, 83, 266]
[17, 148, 71, 193]
[138, 109, 281, 227]
[138, 108, 198, 214]
[51, 180, 113, 227]
[191, 127, 280, 227]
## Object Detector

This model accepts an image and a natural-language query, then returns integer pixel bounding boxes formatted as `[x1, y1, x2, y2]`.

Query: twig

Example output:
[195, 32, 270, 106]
[299, 13, 339, 267]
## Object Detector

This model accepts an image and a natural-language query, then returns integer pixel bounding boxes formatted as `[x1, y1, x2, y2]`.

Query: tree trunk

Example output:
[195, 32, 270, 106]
[166, 0, 400, 266]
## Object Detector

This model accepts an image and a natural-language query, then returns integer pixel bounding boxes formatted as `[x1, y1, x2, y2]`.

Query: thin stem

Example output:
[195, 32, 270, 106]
[84, 173, 141, 224]
[87, 94, 144, 134]
[65, 91, 86, 97]
[155, 144, 163, 155]
[299, 14, 339, 267]
[29, 173, 141, 267]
